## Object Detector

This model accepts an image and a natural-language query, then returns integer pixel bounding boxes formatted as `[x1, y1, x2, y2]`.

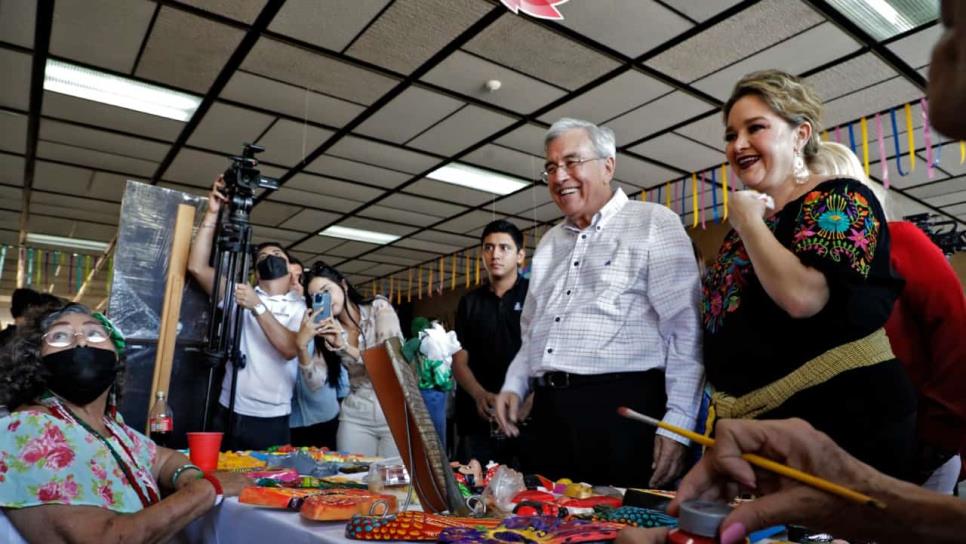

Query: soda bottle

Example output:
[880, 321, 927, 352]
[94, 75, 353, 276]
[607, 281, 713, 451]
[148, 391, 174, 447]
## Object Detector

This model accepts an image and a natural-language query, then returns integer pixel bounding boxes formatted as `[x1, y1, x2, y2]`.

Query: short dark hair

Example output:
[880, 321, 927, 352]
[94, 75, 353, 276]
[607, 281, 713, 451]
[252, 241, 290, 262]
[481, 220, 523, 250]
[10, 289, 41, 318]
[288, 256, 303, 271]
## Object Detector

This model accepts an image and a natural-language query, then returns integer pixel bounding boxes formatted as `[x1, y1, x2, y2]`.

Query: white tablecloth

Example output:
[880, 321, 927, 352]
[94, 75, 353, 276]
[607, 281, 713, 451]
[178, 497, 356, 544]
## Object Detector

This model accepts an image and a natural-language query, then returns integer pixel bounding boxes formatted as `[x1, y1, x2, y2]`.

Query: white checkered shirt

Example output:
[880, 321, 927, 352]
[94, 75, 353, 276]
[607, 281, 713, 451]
[502, 188, 705, 443]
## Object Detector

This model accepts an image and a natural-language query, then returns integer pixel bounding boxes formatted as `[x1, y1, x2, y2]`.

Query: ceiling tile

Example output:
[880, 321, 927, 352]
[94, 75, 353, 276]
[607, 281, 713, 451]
[498, 184, 553, 214]
[358, 204, 442, 227]
[558, 0, 692, 57]
[405, 179, 494, 207]
[346, 0, 492, 74]
[606, 92, 714, 145]
[356, 86, 464, 143]
[646, 0, 823, 82]
[0, 111, 27, 154]
[244, 37, 398, 104]
[42, 92, 185, 142]
[0, 49, 31, 111]
[692, 23, 861, 100]
[166, 148, 229, 187]
[290, 235, 345, 255]
[340, 216, 420, 237]
[629, 133, 724, 173]
[887, 23, 944, 69]
[178, 0, 267, 23]
[662, 0, 741, 22]
[251, 226, 306, 246]
[0, 0, 35, 47]
[249, 200, 302, 227]
[379, 193, 466, 217]
[465, 14, 621, 91]
[0, 153, 25, 187]
[366, 246, 428, 265]
[222, 71, 365, 128]
[278, 208, 341, 232]
[270, 0, 389, 52]
[408, 105, 515, 155]
[306, 154, 410, 189]
[188, 102, 276, 155]
[40, 119, 169, 161]
[33, 161, 93, 195]
[434, 210, 501, 234]
[158, 180, 209, 197]
[329, 135, 440, 174]
[37, 141, 157, 177]
[86, 172, 129, 202]
[939, 202, 966, 216]
[324, 240, 380, 258]
[925, 189, 966, 208]
[804, 53, 896, 102]
[822, 77, 922, 128]
[463, 144, 543, 180]
[528, 201, 565, 222]
[285, 173, 383, 202]
[411, 230, 476, 247]
[494, 123, 547, 156]
[254, 118, 334, 166]
[135, 6, 244, 93]
[674, 114, 725, 152]
[393, 237, 462, 255]
[422, 50, 567, 114]
[540, 70, 672, 125]
[268, 186, 363, 213]
[51, 0, 155, 73]
[906, 176, 966, 199]
[614, 153, 681, 187]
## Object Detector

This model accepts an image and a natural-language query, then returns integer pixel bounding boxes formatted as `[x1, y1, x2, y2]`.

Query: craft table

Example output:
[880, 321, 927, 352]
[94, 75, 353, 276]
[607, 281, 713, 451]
[178, 497, 356, 544]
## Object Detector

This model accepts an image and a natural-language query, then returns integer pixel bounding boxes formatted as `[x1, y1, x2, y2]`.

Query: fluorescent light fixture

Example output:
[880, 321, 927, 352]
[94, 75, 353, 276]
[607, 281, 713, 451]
[827, 0, 938, 41]
[44, 59, 202, 121]
[319, 225, 400, 245]
[26, 233, 110, 252]
[427, 163, 529, 196]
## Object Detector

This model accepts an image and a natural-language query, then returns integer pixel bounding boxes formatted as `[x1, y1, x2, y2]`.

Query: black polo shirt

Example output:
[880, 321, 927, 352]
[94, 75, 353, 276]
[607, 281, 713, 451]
[454, 276, 529, 432]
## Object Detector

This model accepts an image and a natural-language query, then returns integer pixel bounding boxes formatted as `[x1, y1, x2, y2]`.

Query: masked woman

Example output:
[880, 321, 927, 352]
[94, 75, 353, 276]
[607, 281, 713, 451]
[0, 303, 246, 543]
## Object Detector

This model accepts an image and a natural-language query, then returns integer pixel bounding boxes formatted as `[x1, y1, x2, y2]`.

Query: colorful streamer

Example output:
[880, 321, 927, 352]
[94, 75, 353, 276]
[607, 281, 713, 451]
[821, 130, 830, 142]
[904, 103, 916, 172]
[640, 190, 646, 202]
[888, 107, 909, 177]
[34, 249, 42, 286]
[834, 126, 842, 144]
[710, 168, 719, 222]
[875, 113, 890, 189]
[848, 122, 857, 155]
[418, 266, 423, 300]
[860, 116, 870, 176]
[691, 173, 698, 228]
[427, 267, 433, 298]
[465, 252, 471, 289]
[679, 177, 686, 218]
[699, 171, 708, 229]
[920, 97, 935, 179]
[451, 254, 457, 291]
[0, 246, 6, 283]
[961, 141, 965, 165]
[664, 182, 671, 209]
[475, 249, 481, 286]
[721, 164, 729, 221]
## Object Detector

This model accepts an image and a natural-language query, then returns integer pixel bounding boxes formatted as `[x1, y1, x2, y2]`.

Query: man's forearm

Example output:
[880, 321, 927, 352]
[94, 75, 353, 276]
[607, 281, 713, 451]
[857, 471, 966, 543]
[188, 210, 218, 295]
[453, 351, 486, 398]
[256, 312, 298, 359]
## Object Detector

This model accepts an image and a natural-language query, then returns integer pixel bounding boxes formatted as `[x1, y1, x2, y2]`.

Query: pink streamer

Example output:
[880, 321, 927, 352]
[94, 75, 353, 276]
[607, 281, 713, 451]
[699, 171, 707, 229]
[875, 112, 890, 189]
[920, 97, 935, 179]
[834, 126, 842, 144]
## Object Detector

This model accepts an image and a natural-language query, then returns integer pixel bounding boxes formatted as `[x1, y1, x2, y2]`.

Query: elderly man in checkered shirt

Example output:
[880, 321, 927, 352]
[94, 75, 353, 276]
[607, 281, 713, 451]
[495, 118, 705, 489]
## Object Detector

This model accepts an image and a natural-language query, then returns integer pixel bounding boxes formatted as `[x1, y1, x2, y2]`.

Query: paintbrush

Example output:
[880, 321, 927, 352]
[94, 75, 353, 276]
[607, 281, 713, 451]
[617, 406, 886, 509]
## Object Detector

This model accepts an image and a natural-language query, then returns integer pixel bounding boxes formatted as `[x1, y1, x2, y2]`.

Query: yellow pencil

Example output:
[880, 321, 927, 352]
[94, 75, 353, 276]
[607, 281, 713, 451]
[617, 407, 886, 510]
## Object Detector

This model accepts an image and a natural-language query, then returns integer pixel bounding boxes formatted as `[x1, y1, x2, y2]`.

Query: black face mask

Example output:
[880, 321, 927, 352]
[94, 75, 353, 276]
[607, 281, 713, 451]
[43, 347, 119, 406]
[257, 255, 289, 281]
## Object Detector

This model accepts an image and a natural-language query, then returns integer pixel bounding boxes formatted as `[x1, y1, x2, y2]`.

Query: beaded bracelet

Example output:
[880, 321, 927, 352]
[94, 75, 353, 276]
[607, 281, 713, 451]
[170, 463, 203, 489]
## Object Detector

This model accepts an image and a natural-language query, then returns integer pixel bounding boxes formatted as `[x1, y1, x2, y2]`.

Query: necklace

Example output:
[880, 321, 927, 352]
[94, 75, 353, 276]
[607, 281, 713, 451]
[46, 396, 160, 508]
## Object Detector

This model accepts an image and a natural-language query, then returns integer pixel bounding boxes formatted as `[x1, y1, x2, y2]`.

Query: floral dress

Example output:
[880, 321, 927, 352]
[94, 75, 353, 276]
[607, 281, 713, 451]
[0, 397, 159, 513]
[701, 178, 918, 480]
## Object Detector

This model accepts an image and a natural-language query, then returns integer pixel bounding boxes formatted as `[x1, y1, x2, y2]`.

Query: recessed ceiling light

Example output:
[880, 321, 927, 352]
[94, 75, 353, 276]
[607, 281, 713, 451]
[319, 225, 400, 245]
[25, 233, 110, 252]
[427, 163, 530, 196]
[43, 59, 202, 121]
[827, 0, 938, 41]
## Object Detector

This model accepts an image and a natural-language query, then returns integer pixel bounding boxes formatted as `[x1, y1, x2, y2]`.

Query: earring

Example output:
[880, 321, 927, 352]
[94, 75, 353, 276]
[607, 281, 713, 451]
[793, 149, 809, 184]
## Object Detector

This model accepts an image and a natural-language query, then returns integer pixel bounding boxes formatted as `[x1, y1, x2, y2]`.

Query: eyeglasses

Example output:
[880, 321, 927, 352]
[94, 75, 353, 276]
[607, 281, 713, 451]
[541, 157, 605, 182]
[43, 325, 110, 348]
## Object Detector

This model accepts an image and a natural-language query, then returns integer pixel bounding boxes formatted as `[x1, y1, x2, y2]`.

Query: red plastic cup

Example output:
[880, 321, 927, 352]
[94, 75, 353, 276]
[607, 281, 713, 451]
[187, 432, 223, 473]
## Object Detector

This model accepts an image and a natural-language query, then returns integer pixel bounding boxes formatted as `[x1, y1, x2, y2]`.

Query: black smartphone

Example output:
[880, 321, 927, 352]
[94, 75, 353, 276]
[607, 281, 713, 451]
[312, 291, 331, 323]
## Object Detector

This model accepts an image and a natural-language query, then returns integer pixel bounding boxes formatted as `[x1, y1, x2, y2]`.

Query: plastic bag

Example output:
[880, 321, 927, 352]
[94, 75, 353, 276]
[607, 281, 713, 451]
[482, 465, 525, 514]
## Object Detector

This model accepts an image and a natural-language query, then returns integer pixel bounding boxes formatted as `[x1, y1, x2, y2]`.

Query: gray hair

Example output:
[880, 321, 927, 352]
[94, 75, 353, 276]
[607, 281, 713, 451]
[545, 118, 617, 159]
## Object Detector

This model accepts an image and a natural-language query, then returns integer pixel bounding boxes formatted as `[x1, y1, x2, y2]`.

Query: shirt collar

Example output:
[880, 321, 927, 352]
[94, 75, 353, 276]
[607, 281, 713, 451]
[254, 285, 300, 302]
[563, 187, 628, 232]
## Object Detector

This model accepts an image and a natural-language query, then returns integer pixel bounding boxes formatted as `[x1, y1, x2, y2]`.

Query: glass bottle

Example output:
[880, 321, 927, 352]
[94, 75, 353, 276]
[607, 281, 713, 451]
[148, 391, 174, 447]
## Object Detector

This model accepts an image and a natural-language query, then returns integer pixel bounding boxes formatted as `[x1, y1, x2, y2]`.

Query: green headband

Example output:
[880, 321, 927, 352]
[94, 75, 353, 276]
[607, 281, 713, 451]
[91, 311, 126, 356]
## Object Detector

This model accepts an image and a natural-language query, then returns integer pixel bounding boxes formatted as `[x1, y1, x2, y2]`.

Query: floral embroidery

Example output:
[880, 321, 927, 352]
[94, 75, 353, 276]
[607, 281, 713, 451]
[702, 228, 756, 333]
[99, 484, 115, 506]
[90, 459, 107, 481]
[36, 475, 79, 502]
[792, 187, 879, 278]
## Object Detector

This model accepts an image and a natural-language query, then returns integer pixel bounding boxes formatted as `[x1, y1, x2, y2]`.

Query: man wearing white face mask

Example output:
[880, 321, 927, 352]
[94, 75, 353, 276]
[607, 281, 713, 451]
[188, 176, 303, 451]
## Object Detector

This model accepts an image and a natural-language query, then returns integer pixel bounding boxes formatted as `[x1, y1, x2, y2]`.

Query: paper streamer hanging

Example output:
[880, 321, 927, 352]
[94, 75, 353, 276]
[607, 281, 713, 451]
[961, 141, 965, 164]
[721, 164, 729, 221]
[710, 168, 719, 222]
[451, 254, 457, 291]
[418, 266, 423, 300]
[835, 126, 842, 144]
[821, 130, 829, 142]
[875, 113, 890, 189]
[889, 107, 909, 177]
[679, 177, 686, 218]
[106, 255, 113, 294]
[919, 97, 935, 179]
[438, 257, 444, 294]
[640, 190, 646, 202]
[427, 266, 433, 298]
[0, 246, 6, 283]
[26, 248, 35, 286]
[664, 182, 671, 209]
[475, 249, 481, 286]
[860, 117, 870, 176]
[74, 254, 82, 293]
[691, 173, 698, 228]
[408, 268, 413, 303]
[699, 171, 708, 229]
[465, 252, 471, 289]
[848, 122, 857, 155]
[35, 249, 42, 286]
[904, 103, 916, 172]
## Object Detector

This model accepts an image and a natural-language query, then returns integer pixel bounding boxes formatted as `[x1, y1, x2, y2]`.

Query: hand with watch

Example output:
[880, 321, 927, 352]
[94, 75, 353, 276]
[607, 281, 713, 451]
[234, 283, 266, 314]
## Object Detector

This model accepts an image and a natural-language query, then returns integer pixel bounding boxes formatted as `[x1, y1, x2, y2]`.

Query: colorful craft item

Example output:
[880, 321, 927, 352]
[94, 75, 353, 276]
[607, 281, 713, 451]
[238, 486, 322, 509]
[559, 496, 622, 510]
[562, 483, 593, 499]
[346, 511, 503, 541]
[511, 490, 556, 504]
[245, 468, 300, 483]
[592, 506, 678, 529]
[513, 500, 567, 517]
[523, 474, 555, 492]
[438, 516, 625, 544]
[300, 490, 398, 521]
[217, 451, 266, 471]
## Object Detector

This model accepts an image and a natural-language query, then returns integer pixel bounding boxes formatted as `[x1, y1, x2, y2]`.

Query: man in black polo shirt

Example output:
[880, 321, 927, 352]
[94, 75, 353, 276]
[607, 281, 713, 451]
[453, 220, 530, 465]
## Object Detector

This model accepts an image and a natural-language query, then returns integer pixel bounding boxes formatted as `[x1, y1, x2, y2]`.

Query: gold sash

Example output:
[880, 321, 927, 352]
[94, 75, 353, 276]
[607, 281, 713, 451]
[710, 328, 894, 422]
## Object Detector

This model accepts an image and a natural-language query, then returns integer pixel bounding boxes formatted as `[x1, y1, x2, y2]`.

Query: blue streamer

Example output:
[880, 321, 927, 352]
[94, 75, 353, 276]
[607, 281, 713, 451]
[848, 122, 857, 154]
[710, 168, 719, 221]
[680, 178, 686, 218]
[889, 107, 908, 176]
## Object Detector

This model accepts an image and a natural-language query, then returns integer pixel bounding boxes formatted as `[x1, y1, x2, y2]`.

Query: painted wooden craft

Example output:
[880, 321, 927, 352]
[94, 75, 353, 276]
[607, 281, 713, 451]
[591, 506, 678, 528]
[345, 511, 503, 541]
[438, 515, 626, 544]
[300, 490, 398, 521]
[237, 486, 322, 509]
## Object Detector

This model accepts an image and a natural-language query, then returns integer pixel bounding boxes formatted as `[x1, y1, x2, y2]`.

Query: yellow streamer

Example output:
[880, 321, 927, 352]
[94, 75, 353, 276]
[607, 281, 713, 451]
[904, 103, 915, 171]
[860, 116, 870, 176]
[960, 141, 965, 164]
[664, 182, 671, 208]
[428, 267, 433, 298]
[389, 276, 394, 302]
[418, 266, 423, 300]
[691, 172, 698, 228]
[640, 190, 646, 202]
[475, 250, 481, 286]
[439, 257, 444, 294]
[821, 130, 830, 142]
[465, 252, 471, 288]
[451, 254, 457, 291]
[721, 164, 729, 221]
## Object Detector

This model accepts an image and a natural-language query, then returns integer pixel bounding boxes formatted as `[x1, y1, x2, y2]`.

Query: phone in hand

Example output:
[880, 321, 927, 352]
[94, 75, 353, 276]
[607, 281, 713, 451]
[312, 291, 332, 323]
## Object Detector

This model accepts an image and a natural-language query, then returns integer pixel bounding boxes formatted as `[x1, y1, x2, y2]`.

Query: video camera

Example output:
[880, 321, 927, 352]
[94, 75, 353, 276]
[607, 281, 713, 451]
[221, 143, 279, 222]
